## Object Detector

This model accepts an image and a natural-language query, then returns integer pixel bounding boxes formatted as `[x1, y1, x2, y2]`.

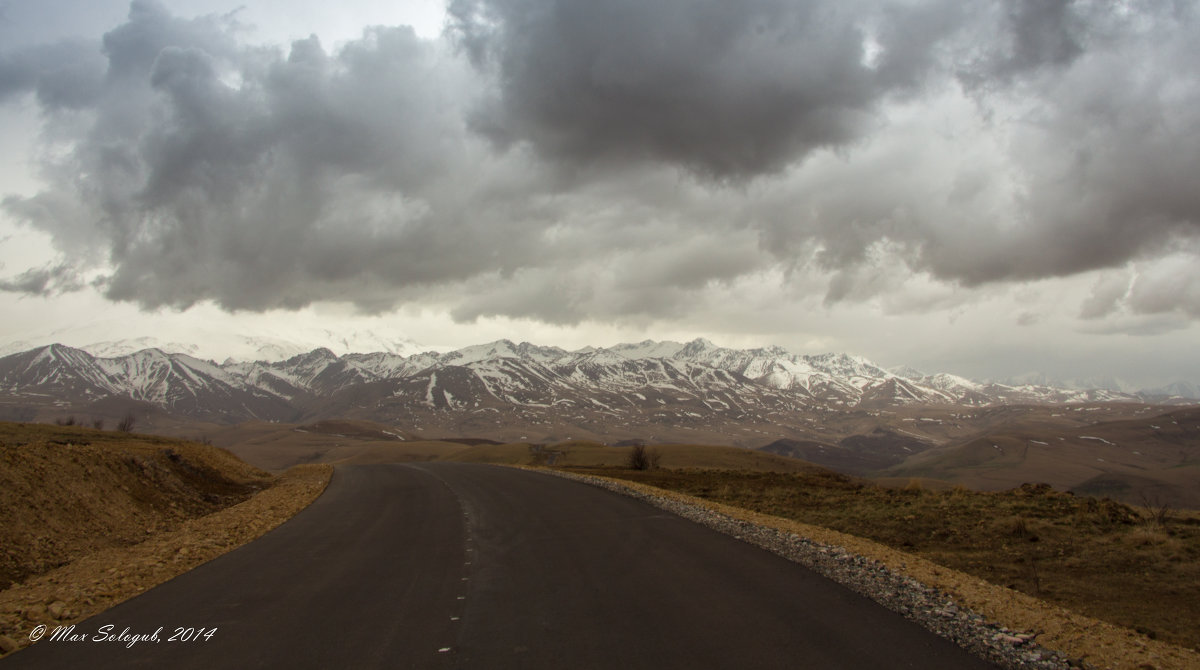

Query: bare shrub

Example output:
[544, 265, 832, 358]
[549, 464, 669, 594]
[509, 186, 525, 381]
[116, 412, 136, 433]
[92, 418, 105, 430]
[527, 444, 550, 466]
[1139, 492, 1173, 528]
[627, 445, 662, 471]
[627, 445, 649, 470]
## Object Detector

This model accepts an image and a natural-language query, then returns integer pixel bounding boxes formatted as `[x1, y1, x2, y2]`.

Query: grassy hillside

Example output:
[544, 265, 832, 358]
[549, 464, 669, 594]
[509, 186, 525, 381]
[0, 422, 273, 590]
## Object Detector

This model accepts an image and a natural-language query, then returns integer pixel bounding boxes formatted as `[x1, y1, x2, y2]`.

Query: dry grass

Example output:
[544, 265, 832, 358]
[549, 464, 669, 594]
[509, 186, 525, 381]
[0, 422, 268, 481]
[572, 467, 1200, 651]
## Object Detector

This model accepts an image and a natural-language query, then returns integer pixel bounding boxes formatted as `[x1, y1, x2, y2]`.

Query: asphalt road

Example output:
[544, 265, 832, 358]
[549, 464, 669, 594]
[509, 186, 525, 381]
[4, 463, 998, 669]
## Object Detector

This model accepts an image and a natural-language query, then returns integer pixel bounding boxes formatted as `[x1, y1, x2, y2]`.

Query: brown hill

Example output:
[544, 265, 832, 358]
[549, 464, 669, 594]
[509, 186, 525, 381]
[760, 428, 933, 476]
[886, 406, 1200, 508]
[0, 422, 273, 590]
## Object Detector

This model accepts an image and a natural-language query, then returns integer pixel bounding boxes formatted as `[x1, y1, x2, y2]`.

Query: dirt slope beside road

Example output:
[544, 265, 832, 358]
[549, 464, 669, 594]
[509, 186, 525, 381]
[0, 423, 274, 590]
[0, 423, 332, 657]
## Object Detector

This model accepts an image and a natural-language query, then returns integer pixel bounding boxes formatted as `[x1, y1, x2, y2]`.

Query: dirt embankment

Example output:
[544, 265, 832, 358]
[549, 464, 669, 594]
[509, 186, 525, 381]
[0, 423, 332, 657]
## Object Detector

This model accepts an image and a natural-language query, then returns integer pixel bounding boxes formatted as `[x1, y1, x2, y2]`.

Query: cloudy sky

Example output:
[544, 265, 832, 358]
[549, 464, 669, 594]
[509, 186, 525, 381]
[2, 0, 1199, 388]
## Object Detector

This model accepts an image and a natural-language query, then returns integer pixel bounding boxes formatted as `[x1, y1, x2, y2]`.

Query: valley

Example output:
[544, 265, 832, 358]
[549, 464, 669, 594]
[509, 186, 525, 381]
[1, 339, 1197, 508]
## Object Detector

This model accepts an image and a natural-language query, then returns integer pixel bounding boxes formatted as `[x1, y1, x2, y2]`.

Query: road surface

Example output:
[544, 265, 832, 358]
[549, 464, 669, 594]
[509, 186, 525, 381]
[3, 463, 998, 669]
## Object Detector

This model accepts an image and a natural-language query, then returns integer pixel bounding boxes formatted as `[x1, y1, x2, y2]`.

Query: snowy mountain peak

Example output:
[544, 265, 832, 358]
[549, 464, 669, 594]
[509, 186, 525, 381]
[441, 340, 523, 365]
[926, 373, 982, 392]
[753, 344, 793, 357]
[126, 347, 172, 362]
[28, 343, 81, 367]
[83, 338, 203, 360]
[574, 349, 630, 366]
[678, 337, 719, 356]
[609, 340, 685, 360]
[287, 347, 339, 364]
[889, 365, 926, 380]
[515, 341, 569, 363]
[805, 352, 887, 377]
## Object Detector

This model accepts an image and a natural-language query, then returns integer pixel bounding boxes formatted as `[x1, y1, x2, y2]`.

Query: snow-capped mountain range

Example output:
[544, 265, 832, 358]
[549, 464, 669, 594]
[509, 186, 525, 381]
[3, 338, 1194, 434]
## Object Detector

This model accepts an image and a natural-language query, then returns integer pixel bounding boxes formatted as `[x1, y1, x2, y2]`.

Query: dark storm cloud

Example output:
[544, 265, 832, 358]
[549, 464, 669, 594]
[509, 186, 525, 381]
[446, 0, 1200, 301]
[754, 1, 1200, 302]
[447, 0, 903, 179]
[1001, 0, 1082, 71]
[2, 1, 542, 312]
[871, 0, 967, 91]
[957, 0, 1084, 87]
[1, 0, 1200, 327]
[922, 2, 1200, 286]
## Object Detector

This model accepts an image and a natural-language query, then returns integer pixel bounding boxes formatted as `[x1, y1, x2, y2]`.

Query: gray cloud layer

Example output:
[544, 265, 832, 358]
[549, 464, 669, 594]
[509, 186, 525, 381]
[0, 262, 83, 295]
[2, 0, 1200, 325]
[449, 0, 896, 179]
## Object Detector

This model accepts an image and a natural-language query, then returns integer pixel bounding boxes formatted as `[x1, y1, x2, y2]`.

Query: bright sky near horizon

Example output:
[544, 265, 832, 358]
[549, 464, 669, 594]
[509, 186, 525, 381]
[2, 0, 1199, 389]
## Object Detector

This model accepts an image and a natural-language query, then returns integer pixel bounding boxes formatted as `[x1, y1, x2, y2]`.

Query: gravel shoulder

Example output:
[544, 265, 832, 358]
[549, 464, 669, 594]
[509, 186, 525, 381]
[0, 463, 332, 658]
[536, 468, 1200, 670]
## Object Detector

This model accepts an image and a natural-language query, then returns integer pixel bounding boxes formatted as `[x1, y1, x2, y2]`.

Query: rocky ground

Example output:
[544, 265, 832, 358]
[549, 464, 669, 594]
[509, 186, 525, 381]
[0, 463, 331, 657]
[543, 468, 1200, 670]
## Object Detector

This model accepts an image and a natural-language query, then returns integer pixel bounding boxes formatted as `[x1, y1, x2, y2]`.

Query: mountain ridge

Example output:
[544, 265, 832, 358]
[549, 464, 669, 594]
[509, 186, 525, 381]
[7, 334, 1198, 398]
[3, 339, 1196, 434]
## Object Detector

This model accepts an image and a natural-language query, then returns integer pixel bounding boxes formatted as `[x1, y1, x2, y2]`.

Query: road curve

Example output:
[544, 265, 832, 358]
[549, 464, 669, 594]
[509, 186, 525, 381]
[3, 463, 998, 669]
